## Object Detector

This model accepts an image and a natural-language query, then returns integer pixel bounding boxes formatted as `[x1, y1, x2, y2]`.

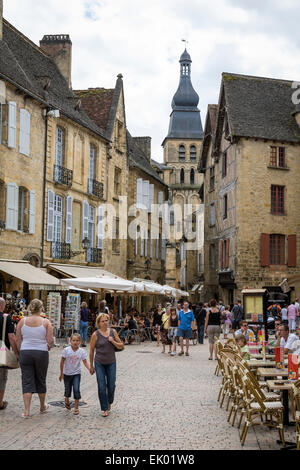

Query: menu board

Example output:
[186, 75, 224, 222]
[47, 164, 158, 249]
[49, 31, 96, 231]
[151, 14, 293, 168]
[244, 295, 263, 321]
[275, 347, 284, 369]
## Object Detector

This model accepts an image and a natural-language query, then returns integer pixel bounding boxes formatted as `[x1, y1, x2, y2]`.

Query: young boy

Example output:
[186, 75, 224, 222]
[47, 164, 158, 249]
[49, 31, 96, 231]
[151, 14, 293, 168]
[59, 333, 90, 415]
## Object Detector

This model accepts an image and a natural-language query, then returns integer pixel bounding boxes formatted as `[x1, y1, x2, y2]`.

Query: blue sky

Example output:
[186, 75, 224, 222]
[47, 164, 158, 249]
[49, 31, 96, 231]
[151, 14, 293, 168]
[4, 0, 300, 161]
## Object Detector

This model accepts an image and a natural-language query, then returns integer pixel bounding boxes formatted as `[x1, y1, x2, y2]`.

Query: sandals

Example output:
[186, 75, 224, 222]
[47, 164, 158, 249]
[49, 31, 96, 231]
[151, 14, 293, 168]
[21, 413, 30, 418]
[0, 401, 8, 410]
[178, 351, 184, 356]
[40, 404, 50, 414]
[65, 401, 71, 410]
[102, 410, 109, 417]
[73, 409, 79, 415]
[185, 352, 189, 356]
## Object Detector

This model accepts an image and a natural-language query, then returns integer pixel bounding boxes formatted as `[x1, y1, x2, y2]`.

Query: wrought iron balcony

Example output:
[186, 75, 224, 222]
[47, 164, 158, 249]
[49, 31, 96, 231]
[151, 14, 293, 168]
[86, 247, 103, 263]
[54, 165, 73, 187]
[51, 241, 71, 260]
[88, 178, 104, 199]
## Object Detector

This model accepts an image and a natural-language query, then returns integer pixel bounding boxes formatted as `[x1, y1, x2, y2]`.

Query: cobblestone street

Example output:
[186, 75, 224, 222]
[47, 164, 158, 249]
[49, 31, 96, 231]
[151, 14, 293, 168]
[0, 338, 296, 451]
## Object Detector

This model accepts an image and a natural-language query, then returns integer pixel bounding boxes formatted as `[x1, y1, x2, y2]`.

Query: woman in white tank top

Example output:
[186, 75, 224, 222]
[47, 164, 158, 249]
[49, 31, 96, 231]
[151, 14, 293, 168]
[16, 299, 54, 418]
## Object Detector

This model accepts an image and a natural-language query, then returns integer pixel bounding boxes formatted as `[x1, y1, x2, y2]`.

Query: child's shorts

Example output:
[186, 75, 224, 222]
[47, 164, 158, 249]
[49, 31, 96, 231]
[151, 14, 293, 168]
[64, 374, 81, 400]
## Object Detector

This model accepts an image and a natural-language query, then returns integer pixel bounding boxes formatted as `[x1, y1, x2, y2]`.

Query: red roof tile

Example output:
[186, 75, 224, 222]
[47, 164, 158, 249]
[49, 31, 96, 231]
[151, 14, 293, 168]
[74, 88, 115, 132]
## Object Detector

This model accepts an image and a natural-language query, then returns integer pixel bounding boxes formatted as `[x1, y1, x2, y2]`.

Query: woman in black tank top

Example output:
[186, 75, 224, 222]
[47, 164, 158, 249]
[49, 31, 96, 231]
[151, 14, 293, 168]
[204, 299, 222, 360]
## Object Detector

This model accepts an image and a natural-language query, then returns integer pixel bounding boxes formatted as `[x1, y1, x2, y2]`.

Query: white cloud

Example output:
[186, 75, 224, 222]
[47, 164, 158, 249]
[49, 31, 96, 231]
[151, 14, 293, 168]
[3, 0, 300, 160]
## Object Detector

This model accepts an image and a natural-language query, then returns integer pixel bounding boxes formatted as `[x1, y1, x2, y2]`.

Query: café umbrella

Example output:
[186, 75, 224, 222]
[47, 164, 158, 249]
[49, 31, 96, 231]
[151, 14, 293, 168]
[61, 275, 135, 293]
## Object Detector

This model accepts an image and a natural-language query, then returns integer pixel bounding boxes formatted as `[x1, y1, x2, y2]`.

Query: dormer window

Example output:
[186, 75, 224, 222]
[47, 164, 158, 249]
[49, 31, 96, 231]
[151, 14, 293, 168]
[179, 145, 185, 161]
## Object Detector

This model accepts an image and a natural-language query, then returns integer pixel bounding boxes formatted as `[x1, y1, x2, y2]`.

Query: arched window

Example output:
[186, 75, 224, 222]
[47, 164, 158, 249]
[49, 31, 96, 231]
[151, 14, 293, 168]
[190, 145, 197, 161]
[180, 169, 185, 184]
[179, 145, 185, 161]
[190, 168, 195, 185]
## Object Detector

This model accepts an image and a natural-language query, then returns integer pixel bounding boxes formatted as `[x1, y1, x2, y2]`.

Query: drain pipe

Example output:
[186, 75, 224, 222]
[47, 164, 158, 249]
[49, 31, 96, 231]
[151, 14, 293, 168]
[40, 110, 49, 269]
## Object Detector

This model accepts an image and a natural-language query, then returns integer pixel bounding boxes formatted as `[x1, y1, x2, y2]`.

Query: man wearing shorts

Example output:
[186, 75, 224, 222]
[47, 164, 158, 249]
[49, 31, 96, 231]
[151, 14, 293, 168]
[177, 301, 195, 357]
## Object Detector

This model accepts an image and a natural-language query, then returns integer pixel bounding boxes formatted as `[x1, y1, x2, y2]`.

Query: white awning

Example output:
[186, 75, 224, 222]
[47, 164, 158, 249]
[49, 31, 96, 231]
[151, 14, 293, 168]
[47, 263, 123, 279]
[0, 259, 66, 290]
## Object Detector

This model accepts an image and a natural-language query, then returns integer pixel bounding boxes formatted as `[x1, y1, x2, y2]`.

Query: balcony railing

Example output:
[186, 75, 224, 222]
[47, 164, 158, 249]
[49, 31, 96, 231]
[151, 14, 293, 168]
[88, 178, 104, 199]
[51, 242, 71, 259]
[54, 165, 73, 187]
[86, 248, 103, 263]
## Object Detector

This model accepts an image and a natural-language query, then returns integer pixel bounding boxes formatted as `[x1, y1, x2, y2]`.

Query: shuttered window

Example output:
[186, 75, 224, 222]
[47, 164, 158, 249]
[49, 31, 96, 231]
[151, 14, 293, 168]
[46, 189, 55, 241]
[65, 196, 72, 244]
[8, 101, 17, 149]
[6, 182, 18, 230]
[261, 233, 270, 266]
[18, 187, 29, 232]
[19, 109, 31, 156]
[288, 234, 296, 267]
[28, 190, 36, 234]
[136, 178, 143, 208]
[55, 126, 64, 167]
[97, 206, 104, 249]
[149, 184, 154, 213]
[83, 201, 89, 240]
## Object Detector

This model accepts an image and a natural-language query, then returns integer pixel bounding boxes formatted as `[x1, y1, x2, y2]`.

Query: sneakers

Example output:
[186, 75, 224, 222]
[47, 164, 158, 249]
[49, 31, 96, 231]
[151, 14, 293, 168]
[170, 352, 176, 356]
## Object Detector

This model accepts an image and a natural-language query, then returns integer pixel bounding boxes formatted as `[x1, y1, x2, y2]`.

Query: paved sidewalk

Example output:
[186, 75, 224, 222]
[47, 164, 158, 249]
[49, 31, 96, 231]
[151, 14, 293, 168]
[0, 339, 296, 450]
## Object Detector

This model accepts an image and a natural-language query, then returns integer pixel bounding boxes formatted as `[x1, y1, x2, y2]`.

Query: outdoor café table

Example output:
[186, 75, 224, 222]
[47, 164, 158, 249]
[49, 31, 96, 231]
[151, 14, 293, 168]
[256, 368, 289, 379]
[266, 380, 295, 427]
[250, 354, 276, 360]
[248, 360, 288, 369]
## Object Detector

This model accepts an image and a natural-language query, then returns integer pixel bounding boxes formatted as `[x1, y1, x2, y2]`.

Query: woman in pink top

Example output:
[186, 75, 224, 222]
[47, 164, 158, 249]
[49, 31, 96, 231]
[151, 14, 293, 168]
[287, 303, 297, 332]
[16, 299, 53, 418]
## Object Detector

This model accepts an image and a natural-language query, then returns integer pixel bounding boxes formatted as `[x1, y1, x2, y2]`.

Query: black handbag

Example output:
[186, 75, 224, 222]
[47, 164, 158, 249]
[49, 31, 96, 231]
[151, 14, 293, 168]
[110, 328, 124, 352]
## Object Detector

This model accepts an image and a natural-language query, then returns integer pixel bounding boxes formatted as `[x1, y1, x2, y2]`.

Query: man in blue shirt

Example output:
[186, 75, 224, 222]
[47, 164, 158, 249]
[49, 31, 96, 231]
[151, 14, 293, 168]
[177, 301, 195, 357]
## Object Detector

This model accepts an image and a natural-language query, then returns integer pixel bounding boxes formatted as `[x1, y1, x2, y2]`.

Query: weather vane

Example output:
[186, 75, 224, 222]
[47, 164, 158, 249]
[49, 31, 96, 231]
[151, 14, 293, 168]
[181, 39, 189, 48]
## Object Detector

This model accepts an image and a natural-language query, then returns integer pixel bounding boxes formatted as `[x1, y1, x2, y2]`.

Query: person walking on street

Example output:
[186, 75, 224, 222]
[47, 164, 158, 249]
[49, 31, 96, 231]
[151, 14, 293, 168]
[204, 299, 221, 360]
[59, 333, 90, 415]
[152, 304, 164, 347]
[0, 297, 19, 411]
[231, 300, 244, 331]
[177, 301, 195, 357]
[287, 302, 297, 332]
[195, 302, 206, 344]
[79, 302, 90, 347]
[160, 307, 172, 354]
[15, 299, 54, 418]
[168, 307, 178, 356]
[89, 313, 124, 417]
[223, 305, 232, 339]
[295, 298, 300, 329]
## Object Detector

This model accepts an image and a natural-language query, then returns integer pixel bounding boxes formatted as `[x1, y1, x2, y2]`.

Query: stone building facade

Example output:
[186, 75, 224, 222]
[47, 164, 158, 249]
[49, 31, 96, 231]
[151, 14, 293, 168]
[200, 73, 300, 305]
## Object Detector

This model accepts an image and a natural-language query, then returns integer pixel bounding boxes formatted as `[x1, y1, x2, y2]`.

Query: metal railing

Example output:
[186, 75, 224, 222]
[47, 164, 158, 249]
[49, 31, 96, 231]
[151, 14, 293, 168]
[54, 165, 73, 187]
[51, 242, 71, 259]
[88, 178, 104, 199]
[86, 247, 102, 263]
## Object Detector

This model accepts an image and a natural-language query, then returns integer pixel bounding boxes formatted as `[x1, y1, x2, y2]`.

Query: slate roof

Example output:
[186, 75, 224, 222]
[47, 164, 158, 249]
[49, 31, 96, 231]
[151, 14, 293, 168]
[127, 131, 167, 186]
[0, 20, 108, 141]
[222, 72, 300, 143]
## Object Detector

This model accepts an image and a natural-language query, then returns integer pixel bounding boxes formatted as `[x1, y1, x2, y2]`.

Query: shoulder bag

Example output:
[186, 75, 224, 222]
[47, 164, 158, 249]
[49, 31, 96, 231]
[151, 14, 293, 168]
[110, 328, 124, 352]
[0, 314, 19, 369]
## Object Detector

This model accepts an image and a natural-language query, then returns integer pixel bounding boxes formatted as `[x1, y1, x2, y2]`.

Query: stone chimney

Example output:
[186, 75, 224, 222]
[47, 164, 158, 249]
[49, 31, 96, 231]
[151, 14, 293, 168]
[39, 34, 72, 88]
[0, 0, 3, 40]
[133, 136, 152, 162]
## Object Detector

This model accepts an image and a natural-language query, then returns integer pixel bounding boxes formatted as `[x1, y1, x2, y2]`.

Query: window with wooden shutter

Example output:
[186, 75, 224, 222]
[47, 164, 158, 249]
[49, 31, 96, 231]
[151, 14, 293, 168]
[46, 189, 55, 241]
[8, 101, 17, 149]
[83, 200, 89, 240]
[136, 178, 143, 208]
[219, 240, 224, 269]
[6, 182, 18, 230]
[65, 196, 72, 244]
[142, 180, 149, 210]
[261, 233, 270, 266]
[19, 109, 31, 156]
[271, 185, 285, 215]
[149, 184, 154, 212]
[225, 238, 230, 268]
[288, 234, 296, 267]
[97, 206, 104, 249]
[29, 190, 36, 234]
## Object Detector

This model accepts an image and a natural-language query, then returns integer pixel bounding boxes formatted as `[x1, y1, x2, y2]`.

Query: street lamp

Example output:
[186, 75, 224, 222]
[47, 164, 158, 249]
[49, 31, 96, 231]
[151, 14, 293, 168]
[82, 237, 90, 251]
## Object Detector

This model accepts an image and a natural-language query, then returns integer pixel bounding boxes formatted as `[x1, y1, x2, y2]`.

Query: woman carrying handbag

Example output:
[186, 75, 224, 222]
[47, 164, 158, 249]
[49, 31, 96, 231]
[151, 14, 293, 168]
[0, 297, 19, 411]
